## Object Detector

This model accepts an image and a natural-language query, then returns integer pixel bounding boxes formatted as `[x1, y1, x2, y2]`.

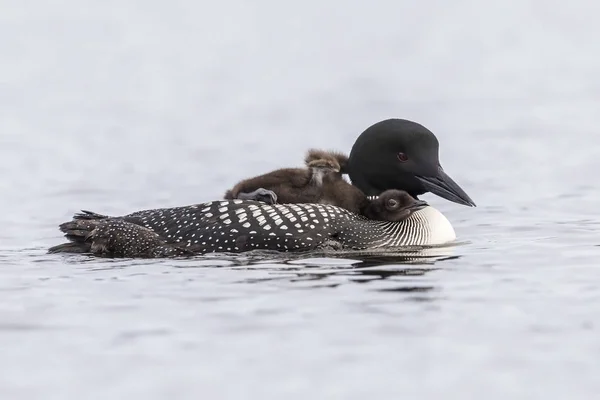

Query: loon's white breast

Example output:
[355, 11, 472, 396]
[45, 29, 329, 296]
[403, 205, 456, 246]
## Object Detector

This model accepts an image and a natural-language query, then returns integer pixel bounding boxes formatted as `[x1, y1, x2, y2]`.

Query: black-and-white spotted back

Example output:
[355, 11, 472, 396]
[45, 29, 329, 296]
[121, 200, 456, 253]
[123, 200, 351, 253]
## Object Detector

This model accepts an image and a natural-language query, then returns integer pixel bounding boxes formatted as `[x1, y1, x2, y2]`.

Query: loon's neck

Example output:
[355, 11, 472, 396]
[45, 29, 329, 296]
[342, 206, 456, 248]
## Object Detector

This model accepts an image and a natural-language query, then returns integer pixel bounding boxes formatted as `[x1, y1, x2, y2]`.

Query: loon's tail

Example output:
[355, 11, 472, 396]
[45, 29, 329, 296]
[48, 211, 109, 254]
[49, 210, 194, 258]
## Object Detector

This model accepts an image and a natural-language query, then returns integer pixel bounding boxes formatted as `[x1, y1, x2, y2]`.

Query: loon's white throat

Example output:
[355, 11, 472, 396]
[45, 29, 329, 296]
[398, 205, 456, 246]
[363, 195, 456, 245]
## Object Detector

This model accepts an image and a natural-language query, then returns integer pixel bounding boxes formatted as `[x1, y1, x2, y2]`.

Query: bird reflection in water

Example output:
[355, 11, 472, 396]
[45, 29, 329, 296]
[218, 246, 462, 297]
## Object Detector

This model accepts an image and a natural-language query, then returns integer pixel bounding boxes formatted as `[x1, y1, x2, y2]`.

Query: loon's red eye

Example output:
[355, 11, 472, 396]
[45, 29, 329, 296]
[397, 152, 408, 162]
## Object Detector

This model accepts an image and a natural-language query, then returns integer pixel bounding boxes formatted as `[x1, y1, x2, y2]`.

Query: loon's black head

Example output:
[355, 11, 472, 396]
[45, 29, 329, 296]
[345, 119, 476, 207]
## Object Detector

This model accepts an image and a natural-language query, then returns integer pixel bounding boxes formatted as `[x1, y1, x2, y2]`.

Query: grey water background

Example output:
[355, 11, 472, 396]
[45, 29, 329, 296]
[1, 0, 600, 398]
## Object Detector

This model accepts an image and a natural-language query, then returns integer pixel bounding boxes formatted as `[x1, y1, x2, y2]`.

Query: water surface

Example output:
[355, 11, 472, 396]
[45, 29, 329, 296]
[2, 0, 600, 399]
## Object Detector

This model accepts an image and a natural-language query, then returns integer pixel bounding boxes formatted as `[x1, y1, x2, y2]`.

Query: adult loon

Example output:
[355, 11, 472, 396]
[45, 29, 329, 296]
[226, 118, 476, 207]
[48, 192, 451, 258]
[48, 118, 471, 258]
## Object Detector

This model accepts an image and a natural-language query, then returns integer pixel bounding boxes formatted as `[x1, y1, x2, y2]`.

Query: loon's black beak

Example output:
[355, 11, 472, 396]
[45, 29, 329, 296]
[416, 168, 476, 207]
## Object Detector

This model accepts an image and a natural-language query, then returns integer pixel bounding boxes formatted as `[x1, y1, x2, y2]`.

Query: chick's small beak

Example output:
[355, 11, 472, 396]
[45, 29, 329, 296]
[410, 199, 429, 211]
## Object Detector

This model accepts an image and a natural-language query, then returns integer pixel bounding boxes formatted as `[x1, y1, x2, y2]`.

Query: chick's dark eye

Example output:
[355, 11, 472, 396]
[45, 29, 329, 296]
[387, 199, 399, 208]
[397, 152, 408, 162]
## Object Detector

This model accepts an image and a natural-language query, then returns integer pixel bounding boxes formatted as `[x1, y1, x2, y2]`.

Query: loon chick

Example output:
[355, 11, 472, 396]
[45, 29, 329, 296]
[362, 190, 428, 222]
[224, 149, 367, 213]
[305, 153, 341, 188]
[304, 148, 348, 177]
[48, 198, 455, 258]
